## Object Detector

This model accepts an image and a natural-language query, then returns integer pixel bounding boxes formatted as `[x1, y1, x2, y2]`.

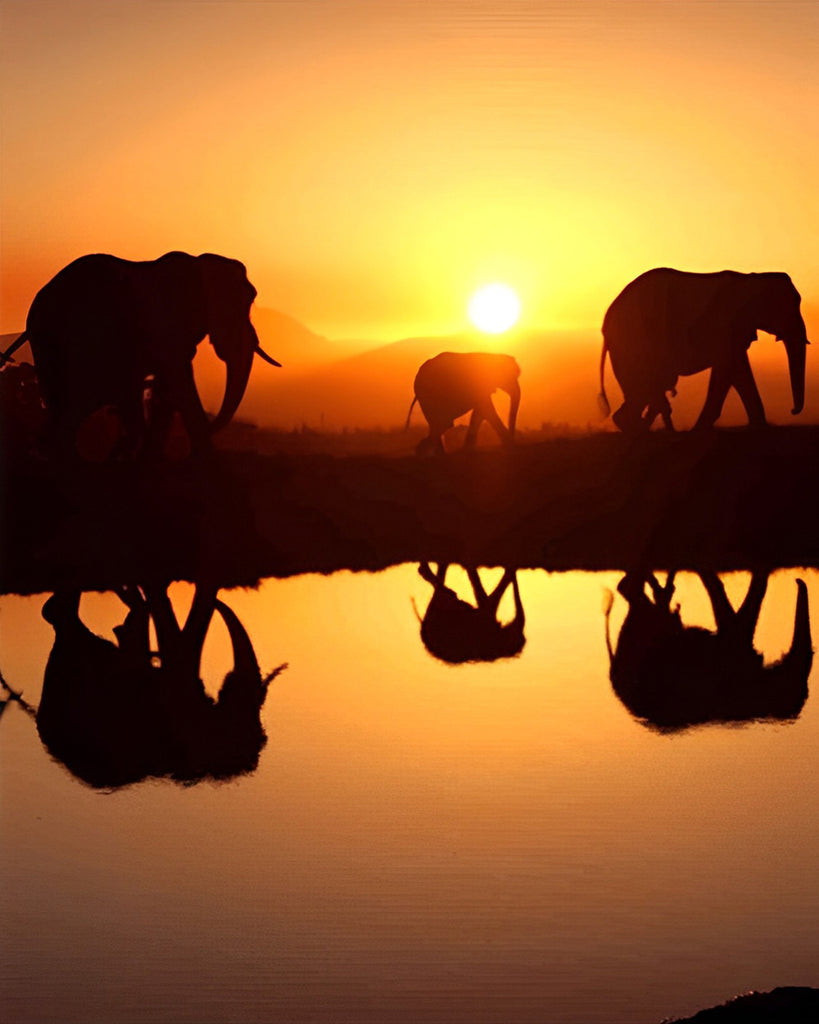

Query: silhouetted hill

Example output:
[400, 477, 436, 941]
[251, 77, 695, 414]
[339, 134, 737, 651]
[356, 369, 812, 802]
[250, 307, 345, 371]
[237, 323, 819, 433]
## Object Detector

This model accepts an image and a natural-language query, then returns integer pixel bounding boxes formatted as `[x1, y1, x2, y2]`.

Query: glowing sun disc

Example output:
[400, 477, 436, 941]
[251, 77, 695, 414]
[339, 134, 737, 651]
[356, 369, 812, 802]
[468, 283, 521, 334]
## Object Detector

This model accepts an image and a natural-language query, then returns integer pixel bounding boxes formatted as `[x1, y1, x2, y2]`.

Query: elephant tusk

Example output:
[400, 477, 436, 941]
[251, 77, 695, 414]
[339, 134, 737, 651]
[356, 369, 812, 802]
[255, 345, 281, 367]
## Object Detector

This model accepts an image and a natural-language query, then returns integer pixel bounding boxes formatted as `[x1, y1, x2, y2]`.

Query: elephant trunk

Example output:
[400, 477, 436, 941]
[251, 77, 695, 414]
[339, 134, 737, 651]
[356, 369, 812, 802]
[782, 579, 812, 674]
[209, 324, 258, 434]
[784, 335, 807, 416]
[765, 579, 813, 720]
[506, 379, 521, 437]
[214, 599, 265, 700]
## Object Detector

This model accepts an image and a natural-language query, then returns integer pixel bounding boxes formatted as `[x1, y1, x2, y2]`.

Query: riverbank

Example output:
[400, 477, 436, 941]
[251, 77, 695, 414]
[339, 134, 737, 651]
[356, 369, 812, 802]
[3, 425, 819, 594]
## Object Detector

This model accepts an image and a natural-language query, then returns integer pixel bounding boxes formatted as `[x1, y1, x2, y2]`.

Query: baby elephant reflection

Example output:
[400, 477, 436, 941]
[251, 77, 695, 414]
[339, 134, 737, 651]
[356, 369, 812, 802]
[36, 584, 285, 788]
[605, 571, 812, 731]
[416, 563, 525, 664]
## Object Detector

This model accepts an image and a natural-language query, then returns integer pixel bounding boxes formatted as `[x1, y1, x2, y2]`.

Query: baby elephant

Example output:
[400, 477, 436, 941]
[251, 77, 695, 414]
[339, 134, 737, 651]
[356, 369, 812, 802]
[406, 351, 521, 455]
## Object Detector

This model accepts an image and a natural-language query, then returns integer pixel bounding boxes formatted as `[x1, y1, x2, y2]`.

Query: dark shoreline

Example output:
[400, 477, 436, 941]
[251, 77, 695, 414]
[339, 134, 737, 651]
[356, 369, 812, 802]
[3, 425, 819, 595]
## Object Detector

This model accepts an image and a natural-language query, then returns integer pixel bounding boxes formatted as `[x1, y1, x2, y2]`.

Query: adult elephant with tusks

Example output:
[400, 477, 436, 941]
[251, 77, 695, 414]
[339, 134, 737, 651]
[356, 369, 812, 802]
[406, 351, 521, 455]
[598, 268, 810, 433]
[11, 251, 280, 458]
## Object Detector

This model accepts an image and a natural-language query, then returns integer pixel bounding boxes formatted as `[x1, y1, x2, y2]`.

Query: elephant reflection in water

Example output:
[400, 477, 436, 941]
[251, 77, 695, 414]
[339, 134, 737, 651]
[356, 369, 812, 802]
[416, 562, 525, 664]
[36, 584, 285, 788]
[605, 571, 812, 731]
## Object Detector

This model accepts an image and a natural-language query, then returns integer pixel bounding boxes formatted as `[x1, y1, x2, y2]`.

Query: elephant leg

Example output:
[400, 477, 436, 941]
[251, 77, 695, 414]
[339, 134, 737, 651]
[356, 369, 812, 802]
[649, 395, 675, 432]
[476, 396, 512, 446]
[434, 563, 449, 585]
[731, 351, 767, 427]
[694, 362, 733, 429]
[141, 584, 182, 654]
[144, 376, 174, 456]
[648, 571, 676, 609]
[416, 432, 446, 456]
[699, 571, 735, 632]
[464, 408, 483, 448]
[419, 562, 449, 586]
[466, 567, 489, 604]
[167, 363, 211, 452]
[735, 571, 769, 644]
[115, 392, 147, 458]
[418, 562, 436, 585]
[483, 569, 514, 616]
[641, 406, 659, 430]
[612, 400, 649, 434]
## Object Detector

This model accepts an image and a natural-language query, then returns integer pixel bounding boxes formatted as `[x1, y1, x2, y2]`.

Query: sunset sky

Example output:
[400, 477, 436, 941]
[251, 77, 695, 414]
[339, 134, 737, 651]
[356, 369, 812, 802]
[1, 0, 817, 344]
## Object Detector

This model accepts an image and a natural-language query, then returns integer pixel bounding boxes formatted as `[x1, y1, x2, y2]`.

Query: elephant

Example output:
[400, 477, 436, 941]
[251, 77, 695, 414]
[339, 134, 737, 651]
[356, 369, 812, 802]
[15, 251, 280, 458]
[30, 582, 286, 787]
[406, 351, 521, 455]
[415, 562, 525, 663]
[604, 570, 812, 731]
[598, 268, 809, 433]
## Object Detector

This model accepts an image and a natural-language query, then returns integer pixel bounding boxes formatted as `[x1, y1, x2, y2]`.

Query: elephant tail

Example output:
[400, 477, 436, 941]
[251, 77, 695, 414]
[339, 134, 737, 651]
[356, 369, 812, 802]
[597, 335, 611, 418]
[405, 395, 418, 430]
[0, 331, 29, 368]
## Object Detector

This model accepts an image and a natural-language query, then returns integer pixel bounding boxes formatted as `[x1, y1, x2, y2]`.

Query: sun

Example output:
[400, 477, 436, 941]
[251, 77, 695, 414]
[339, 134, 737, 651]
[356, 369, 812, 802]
[467, 283, 521, 334]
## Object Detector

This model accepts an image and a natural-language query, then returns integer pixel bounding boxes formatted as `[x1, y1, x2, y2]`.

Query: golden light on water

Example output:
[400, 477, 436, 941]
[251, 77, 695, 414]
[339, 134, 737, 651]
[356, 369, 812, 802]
[467, 283, 521, 335]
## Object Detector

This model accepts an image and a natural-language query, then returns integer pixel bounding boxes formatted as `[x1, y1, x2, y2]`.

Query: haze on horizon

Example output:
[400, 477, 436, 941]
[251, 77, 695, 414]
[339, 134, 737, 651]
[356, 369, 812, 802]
[2, 0, 817, 354]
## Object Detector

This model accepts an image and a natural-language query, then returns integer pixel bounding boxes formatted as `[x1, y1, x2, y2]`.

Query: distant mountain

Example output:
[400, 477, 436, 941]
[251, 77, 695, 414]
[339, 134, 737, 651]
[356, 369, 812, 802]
[250, 308, 346, 372]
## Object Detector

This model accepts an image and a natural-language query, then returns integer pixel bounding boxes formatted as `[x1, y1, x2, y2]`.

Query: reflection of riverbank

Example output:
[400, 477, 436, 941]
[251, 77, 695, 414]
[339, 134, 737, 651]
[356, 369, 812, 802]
[4, 426, 819, 593]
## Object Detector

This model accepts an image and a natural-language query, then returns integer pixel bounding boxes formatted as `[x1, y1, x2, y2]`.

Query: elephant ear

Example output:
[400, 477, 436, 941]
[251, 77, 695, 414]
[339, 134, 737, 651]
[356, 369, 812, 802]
[148, 252, 209, 354]
[197, 254, 256, 329]
[686, 273, 758, 354]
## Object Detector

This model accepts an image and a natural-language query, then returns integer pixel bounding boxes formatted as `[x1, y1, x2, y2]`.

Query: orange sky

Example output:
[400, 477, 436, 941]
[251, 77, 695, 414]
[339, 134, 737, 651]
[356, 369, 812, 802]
[1, 1, 817, 343]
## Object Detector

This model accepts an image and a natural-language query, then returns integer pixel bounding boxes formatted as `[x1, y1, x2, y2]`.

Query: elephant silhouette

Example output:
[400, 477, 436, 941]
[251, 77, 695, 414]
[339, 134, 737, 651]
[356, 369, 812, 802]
[598, 268, 809, 433]
[32, 583, 285, 788]
[605, 571, 812, 731]
[415, 562, 525, 664]
[15, 252, 280, 459]
[406, 351, 521, 455]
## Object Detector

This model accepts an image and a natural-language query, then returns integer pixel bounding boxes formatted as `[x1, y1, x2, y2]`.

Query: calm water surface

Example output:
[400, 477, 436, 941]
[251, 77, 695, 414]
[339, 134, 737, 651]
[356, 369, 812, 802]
[2, 566, 818, 1024]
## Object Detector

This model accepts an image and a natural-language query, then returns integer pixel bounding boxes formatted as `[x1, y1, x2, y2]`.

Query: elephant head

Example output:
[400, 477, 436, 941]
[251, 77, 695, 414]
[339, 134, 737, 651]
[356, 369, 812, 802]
[407, 351, 521, 455]
[750, 272, 809, 416]
[415, 563, 526, 664]
[195, 253, 280, 434]
[35, 584, 285, 787]
[605, 571, 812, 731]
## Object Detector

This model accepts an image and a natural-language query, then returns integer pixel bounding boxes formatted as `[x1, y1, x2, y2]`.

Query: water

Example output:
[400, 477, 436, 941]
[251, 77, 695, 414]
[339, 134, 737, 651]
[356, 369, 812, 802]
[2, 566, 818, 1024]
